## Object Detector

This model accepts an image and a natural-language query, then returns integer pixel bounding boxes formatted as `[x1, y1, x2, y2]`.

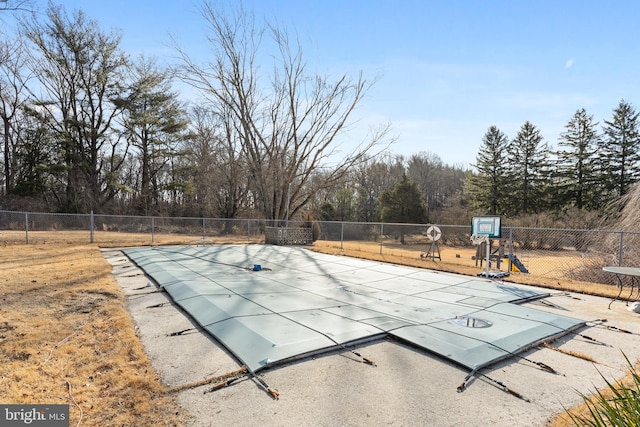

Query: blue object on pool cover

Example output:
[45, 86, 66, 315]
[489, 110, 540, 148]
[124, 245, 584, 373]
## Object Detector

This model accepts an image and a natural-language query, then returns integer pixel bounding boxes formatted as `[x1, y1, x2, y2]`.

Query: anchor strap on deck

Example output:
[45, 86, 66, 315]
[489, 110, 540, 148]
[458, 369, 530, 402]
[249, 370, 280, 399]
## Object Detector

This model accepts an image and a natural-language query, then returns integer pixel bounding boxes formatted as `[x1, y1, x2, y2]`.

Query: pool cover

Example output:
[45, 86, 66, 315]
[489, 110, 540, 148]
[124, 245, 584, 373]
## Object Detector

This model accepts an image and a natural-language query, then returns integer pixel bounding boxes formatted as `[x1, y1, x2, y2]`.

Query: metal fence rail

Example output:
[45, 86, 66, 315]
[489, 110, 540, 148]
[1, 210, 637, 287]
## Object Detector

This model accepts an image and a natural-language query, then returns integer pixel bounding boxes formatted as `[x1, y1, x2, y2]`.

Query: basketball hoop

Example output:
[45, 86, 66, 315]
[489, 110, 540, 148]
[470, 234, 489, 246]
[471, 216, 502, 278]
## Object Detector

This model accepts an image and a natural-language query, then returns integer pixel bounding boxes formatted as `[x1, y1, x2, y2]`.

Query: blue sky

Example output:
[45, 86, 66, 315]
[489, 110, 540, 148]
[12, 1, 640, 167]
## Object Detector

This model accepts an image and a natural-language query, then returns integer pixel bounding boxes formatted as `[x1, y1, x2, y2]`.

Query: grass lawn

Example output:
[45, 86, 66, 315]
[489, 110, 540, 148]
[0, 243, 182, 426]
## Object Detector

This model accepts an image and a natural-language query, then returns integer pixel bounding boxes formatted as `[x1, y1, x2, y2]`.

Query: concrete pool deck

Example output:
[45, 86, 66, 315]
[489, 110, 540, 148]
[104, 245, 640, 427]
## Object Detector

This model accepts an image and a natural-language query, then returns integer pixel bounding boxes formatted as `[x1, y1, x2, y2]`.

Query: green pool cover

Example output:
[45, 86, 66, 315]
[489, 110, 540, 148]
[124, 245, 584, 373]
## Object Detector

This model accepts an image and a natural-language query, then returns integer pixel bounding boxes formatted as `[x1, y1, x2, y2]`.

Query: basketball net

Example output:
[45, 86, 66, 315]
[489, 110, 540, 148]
[470, 234, 489, 246]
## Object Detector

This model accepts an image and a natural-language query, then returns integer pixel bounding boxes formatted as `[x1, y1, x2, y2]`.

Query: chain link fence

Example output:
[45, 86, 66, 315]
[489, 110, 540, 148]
[0, 210, 274, 246]
[1, 210, 637, 287]
[312, 221, 637, 287]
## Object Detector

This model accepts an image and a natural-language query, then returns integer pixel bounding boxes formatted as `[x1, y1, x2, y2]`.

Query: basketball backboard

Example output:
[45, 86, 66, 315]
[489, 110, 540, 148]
[471, 216, 501, 238]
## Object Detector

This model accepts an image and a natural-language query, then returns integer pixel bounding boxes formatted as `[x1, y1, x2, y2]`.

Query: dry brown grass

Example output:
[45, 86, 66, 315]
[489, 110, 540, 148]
[310, 240, 623, 299]
[0, 229, 263, 247]
[1, 229, 619, 296]
[0, 243, 182, 426]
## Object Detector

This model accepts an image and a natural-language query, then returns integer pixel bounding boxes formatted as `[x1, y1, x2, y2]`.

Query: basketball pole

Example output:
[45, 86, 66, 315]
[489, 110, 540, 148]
[485, 239, 490, 276]
[472, 216, 501, 277]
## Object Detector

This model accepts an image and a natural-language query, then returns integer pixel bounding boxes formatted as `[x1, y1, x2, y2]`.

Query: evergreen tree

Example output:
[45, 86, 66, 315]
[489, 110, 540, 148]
[554, 108, 601, 210]
[464, 126, 510, 215]
[354, 157, 404, 222]
[506, 121, 551, 215]
[334, 187, 356, 221]
[379, 174, 428, 244]
[600, 99, 640, 198]
[11, 110, 56, 197]
[113, 57, 189, 215]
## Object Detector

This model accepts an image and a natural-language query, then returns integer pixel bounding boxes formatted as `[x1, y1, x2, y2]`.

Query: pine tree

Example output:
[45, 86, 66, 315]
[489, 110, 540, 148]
[354, 158, 404, 222]
[554, 108, 601, 210]
[601, 99, 640, 199]
[113, 58, 189, 215]
[379, 174, 428, 244]
[506, 121, 551, 215]
[464, 126, 510, 215]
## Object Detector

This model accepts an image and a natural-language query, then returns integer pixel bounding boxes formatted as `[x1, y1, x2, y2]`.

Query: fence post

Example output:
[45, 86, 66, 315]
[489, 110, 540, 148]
[340, 222, 344, 251]
[151, 217, 155, 244]
[90, 211, 94, 244]
[25, 212, 29, 244]
[380, 223, 384, 254]
[202, 217, 206, 240]
[619, 231, 624, 266]
[508, 227, 513, 271]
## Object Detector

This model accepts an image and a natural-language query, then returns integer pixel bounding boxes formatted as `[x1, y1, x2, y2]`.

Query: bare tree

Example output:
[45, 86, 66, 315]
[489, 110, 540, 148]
[0, 0, 34, 14]
[354, 155, 405, 222]
[0, 36, 30, 195]
[22, 5, 129, 212]
[174, 1, 390, 221]
[184, 104, 249, 221]
[407, 151, 467, 217]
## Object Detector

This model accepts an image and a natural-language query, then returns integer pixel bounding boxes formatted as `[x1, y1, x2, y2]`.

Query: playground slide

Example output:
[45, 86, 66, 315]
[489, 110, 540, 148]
[508, 255, 529, 273]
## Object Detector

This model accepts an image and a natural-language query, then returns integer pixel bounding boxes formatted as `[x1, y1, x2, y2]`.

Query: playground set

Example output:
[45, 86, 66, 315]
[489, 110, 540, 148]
[423, 216, 529, 276]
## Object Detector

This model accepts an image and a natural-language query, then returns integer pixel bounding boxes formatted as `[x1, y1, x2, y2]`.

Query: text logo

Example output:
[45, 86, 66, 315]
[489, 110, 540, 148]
[1, 405, 69, 426]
